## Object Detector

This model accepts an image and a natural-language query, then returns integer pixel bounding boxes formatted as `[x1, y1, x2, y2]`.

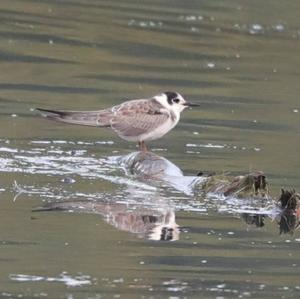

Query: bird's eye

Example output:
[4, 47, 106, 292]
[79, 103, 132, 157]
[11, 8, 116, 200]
[173, 98, 180, 103]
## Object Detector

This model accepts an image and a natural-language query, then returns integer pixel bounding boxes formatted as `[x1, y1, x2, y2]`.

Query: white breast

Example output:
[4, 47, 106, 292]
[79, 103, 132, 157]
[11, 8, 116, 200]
[140, 111, 180, 141]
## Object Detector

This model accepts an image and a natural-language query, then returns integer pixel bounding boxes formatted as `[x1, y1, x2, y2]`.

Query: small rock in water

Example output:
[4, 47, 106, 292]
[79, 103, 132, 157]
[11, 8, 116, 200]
[292, 108, 298, 113]
[61, 177, 76, 184]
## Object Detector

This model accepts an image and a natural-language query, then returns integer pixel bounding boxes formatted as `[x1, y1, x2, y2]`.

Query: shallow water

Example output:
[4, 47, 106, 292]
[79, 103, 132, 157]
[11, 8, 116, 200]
[1, 0, 300, 298]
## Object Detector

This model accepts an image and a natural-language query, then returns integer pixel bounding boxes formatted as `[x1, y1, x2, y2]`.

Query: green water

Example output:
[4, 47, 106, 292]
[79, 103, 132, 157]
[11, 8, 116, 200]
[0, 0, 300, 298]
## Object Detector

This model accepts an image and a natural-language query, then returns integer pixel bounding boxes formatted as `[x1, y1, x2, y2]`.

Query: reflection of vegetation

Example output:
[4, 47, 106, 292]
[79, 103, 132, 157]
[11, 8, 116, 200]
[241, 213, 265, 228]
[278, 189, 300, 235]
[34, 201, 179, 241]
[240, 189, 300, 235]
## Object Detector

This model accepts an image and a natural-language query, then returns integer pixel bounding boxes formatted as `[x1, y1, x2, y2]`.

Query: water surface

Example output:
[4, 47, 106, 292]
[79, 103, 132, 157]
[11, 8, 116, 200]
[0, 0, 300, 298]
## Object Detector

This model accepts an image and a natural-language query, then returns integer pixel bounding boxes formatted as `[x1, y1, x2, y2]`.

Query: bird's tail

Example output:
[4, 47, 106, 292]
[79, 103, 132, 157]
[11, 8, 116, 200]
[36, 108, 111, 127]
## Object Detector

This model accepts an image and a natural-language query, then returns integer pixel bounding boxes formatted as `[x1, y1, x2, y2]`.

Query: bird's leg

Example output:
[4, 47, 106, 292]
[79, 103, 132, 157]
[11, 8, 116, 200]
[141, 141, 148, 152]
[138, 141, 143, 151]
[138, 141, 148, 151]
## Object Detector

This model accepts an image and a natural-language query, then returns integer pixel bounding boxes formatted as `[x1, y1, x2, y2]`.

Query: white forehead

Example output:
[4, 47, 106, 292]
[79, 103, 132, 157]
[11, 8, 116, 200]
[175, 93, 185, 102]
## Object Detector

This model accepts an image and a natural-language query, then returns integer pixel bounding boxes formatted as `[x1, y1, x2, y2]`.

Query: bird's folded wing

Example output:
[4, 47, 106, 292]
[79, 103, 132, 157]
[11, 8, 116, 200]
[110, 100, 169, 137]
[111, 113, 169, 137]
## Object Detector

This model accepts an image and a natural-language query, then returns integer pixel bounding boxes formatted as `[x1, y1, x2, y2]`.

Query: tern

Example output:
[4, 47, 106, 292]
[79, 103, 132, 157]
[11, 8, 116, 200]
[36, 91, 199, 151]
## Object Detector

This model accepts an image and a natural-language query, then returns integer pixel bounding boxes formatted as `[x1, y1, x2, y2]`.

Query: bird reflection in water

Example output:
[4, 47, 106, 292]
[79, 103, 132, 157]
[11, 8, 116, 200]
[35, 200, 180, 241]
[104, 205, 180, 241]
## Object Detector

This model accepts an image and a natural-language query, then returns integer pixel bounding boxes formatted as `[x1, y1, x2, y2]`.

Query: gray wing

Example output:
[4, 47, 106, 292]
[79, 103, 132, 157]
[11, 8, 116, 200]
[110, 99, 169, 137]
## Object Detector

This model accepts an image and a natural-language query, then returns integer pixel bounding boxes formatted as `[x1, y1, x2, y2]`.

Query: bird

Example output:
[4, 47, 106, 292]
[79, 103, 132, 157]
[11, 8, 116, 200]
[36, 91, 199, 151]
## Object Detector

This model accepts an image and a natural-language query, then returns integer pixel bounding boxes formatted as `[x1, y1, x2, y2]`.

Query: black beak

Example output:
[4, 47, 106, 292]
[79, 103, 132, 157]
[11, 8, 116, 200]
[183, 102, 200, 107]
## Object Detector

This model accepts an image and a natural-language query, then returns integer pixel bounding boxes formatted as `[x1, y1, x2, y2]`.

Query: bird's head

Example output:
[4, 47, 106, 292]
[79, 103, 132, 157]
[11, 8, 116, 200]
[154, 91, 199, 113]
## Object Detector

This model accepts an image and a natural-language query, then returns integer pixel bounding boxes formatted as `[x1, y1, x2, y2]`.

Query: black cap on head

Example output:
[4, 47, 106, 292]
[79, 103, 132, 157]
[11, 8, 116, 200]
[164, 91, 179, 105]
